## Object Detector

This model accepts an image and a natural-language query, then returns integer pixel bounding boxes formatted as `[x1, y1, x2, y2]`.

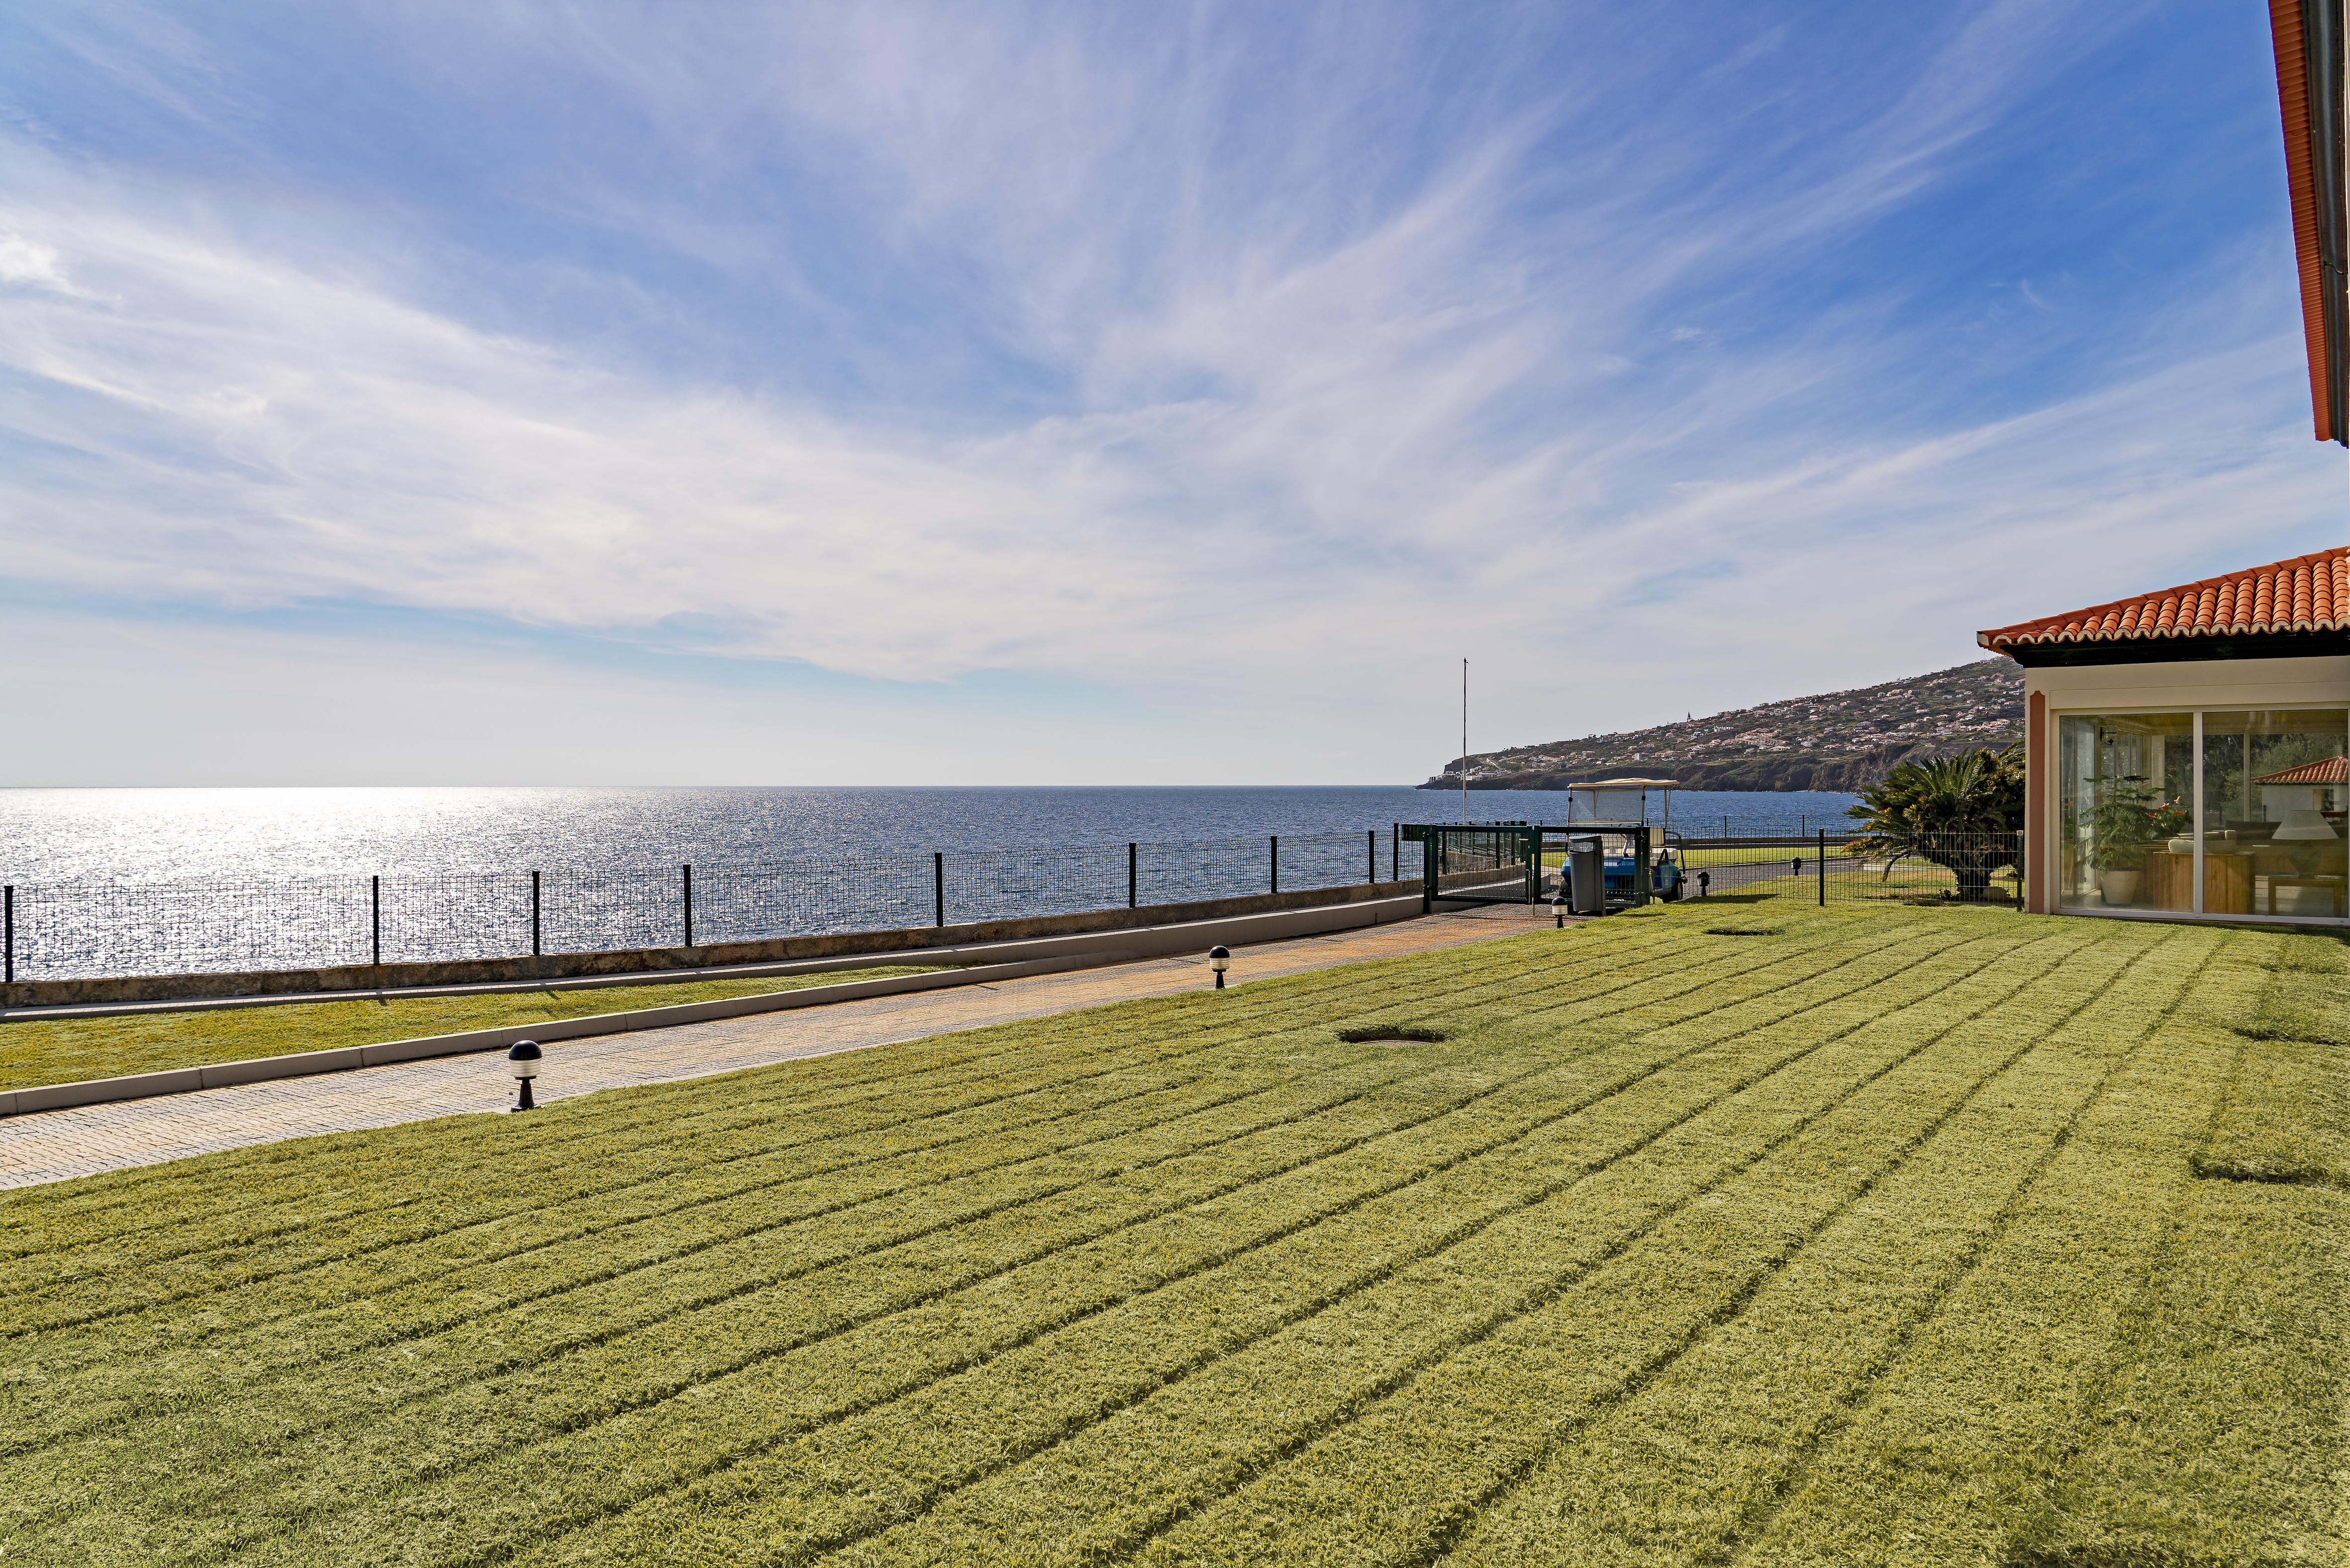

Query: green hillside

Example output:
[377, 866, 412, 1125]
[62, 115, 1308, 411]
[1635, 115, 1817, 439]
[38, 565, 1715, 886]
[1428, 658, 2024, 792]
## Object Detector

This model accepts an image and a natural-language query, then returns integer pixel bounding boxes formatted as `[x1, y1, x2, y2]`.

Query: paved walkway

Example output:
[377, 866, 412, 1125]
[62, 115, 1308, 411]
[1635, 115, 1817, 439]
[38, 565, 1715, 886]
[0, 904, 1562, 1191]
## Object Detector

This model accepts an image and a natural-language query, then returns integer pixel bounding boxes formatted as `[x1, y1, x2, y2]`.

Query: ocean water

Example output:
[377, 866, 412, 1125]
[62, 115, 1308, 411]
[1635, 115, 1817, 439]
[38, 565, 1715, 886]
[0, 785, 1863, 885]
[0, 786, 1861, 980]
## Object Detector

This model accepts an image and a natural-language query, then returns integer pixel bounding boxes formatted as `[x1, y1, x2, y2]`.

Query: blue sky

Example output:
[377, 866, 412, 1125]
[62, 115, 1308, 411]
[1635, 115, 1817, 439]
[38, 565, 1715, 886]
[2, 0, 2341, 785]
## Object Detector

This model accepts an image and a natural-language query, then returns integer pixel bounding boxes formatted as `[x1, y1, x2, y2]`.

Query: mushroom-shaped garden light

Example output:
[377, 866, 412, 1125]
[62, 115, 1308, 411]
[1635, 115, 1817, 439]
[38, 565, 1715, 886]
[1208, 945, 1231, 990]
[508, 1039, 542, 1112]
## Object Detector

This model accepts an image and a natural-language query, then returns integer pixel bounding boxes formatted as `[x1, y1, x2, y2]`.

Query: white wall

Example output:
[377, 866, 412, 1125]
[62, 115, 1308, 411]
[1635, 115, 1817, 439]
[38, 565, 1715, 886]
[2025, 654, 2350, 714]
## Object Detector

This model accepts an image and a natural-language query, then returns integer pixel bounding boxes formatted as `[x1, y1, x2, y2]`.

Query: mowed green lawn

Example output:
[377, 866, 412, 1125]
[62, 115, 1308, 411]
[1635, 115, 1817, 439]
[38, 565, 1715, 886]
[0, 965, 949, 1093]
[1672, 844, 1851, 871]
[1539, 844, 1823, 871]
[0, 896, 2344, 1566]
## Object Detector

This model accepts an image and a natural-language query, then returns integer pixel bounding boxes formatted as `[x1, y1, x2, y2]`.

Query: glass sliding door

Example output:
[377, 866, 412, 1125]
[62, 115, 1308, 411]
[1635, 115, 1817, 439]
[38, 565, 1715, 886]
[2056, 712, 2193, 914]
[2056, 706, 2347, 922]
[2199, 709, 2349, 919]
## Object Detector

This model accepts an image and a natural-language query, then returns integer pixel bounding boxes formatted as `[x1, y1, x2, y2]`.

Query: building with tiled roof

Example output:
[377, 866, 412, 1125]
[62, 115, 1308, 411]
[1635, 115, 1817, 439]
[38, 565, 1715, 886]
[1950, 11, 2350, 925]
[2270, 0, 2348, 444]
[2254, 755, 2350, 785]
[1978, 548, 2350, 662]
[1981, 548, 2349, 922]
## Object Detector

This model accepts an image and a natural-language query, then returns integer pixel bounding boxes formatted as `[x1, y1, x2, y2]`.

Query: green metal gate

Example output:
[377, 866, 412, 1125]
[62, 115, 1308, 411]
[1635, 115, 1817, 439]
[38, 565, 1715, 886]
[1409, 822, 1656, 911]
[1414, 824, 1540, 907]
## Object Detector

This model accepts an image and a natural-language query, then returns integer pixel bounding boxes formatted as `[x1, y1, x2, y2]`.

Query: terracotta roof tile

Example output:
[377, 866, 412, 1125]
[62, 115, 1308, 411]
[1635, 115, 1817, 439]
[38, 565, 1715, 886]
[2270, 0, 2335, 441]
[1977, 548, 2350, 651]
[2252, 756, 2350, 785]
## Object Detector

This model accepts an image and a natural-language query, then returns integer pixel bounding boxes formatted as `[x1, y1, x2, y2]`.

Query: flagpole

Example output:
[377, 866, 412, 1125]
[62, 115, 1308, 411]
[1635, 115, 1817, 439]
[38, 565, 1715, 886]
[1461, 657, 1469, 825]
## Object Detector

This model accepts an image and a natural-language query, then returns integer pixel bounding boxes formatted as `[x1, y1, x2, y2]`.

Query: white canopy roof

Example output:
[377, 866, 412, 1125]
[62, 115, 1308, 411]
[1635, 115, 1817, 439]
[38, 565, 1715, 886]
[1565, 779, 1678, 826]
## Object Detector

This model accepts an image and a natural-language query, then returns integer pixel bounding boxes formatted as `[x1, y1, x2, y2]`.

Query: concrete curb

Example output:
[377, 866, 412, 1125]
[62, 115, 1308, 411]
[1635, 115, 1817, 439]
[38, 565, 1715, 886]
[0, 953, 1121, 1116]
[0, 894, 1428, 1116]
[7, 943, 1069, 1023]
[0, 878, 1433, 1010]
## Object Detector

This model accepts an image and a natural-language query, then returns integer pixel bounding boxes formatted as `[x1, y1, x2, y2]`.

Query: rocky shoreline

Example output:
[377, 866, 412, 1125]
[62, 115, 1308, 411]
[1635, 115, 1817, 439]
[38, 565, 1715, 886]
[1425, 659, 2022, 794]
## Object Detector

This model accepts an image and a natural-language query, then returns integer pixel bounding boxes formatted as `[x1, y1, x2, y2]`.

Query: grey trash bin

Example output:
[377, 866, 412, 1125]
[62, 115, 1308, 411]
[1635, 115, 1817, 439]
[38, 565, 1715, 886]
[1567, 835, 1606, 915]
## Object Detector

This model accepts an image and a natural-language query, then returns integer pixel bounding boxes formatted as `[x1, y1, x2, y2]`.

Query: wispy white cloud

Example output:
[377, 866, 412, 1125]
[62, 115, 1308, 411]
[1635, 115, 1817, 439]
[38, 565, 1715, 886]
[0, 0, 2338, 782]
[0, 231, 76, 291]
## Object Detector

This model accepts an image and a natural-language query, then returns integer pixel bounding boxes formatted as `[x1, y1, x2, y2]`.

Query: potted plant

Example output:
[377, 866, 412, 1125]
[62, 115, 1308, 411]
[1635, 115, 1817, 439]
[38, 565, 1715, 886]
[2090, 779, 2186, 905]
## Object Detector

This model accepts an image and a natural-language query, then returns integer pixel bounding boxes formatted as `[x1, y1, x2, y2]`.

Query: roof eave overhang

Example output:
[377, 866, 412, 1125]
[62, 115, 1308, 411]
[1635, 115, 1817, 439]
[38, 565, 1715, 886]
[1978, 628, 2350, 668]
[2274, 0, 2350, 444]
[1978, 622, 2350, 647]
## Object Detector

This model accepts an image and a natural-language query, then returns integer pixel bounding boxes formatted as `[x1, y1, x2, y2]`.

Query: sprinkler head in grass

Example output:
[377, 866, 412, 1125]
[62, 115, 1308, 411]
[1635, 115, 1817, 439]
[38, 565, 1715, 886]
[507, 1039, 541, 1112]
[1208, 945, 1230, 990]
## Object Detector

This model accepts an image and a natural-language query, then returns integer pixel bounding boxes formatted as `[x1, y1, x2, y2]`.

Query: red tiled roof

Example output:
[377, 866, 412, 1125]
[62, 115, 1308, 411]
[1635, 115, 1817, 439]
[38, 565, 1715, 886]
[1977, 548, 2350, 651]
[2252, 756, 2350, 785]
[2270, 0, 2335, 441]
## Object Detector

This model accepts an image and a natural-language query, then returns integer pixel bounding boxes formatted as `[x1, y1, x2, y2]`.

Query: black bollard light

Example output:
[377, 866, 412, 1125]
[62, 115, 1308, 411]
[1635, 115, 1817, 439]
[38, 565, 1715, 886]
[1697, 870, 1710, 898]
[1551, 892, 1568, 929]
[1208, 945, 1230, 989]
[1791, 856, 1804, 878]
[508, 1039, 542, 1112]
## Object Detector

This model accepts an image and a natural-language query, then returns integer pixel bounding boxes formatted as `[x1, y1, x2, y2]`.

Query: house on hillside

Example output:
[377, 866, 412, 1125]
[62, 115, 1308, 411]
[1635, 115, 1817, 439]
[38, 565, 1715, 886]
[1975, 4, 2350, 925]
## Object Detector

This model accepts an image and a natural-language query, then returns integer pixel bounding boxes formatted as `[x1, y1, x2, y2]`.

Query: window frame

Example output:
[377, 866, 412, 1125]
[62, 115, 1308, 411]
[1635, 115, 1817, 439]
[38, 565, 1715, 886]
[2046, 700, 2350, 925]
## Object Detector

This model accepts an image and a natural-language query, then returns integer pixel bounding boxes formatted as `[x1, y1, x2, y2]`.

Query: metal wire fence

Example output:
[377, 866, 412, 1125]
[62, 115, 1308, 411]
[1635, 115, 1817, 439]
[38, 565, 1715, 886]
[1, 828, 1428, 982]
[1678, 831, 2023, 907]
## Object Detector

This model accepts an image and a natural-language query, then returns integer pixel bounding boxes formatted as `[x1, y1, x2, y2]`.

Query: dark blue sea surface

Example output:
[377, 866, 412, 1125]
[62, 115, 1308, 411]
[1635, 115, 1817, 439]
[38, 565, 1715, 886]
[0, 786, 1860, 980]
[0, 785, 1862, 884]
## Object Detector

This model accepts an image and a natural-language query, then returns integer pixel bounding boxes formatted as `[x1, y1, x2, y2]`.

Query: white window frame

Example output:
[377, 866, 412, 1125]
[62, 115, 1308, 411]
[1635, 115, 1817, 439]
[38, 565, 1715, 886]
[2046, 700, 2350, 926]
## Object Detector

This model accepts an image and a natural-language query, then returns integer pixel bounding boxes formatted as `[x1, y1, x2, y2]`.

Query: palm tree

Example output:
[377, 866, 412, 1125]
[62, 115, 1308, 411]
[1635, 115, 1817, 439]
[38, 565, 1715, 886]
[1846, 746, 2024, 901]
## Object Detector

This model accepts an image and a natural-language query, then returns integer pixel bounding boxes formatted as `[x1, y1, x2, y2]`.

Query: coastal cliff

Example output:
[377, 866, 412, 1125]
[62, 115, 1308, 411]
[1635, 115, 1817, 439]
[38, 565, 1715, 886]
[1424, 658, 2022, 793]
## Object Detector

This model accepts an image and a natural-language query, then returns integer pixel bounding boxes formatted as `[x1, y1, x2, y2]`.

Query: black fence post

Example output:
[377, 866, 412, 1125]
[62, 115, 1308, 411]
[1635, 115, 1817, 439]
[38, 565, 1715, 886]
[371, 875, 381, 968]
[1128, 842, 1138, 909]
[1367, 828, 1376, 886]
[934, 852, 946, 927]
[531, 871, 542, 956]
[1818, 830, 1826, 906]
[683, 864, 694, 948]
[1391, 822, 1400, 884]
[3, 884, 12, 985]
[1270, 835, 1279, 894]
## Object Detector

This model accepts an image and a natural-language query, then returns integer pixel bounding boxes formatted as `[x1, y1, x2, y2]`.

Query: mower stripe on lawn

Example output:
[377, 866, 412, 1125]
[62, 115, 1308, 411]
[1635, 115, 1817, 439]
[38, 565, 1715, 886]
[18, 926, 1974, 1551]
[437, 929, 2088, 1568]
[1110, 929, 2179, 1568]
[1444, 932, 2218, 1567]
